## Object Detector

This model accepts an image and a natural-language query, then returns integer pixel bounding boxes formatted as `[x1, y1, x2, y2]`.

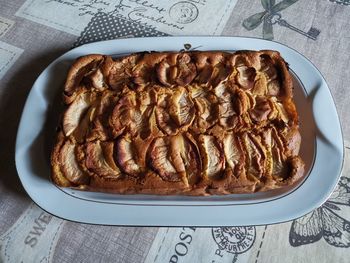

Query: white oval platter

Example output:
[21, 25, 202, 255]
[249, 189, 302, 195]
[15, 37, 343, 226]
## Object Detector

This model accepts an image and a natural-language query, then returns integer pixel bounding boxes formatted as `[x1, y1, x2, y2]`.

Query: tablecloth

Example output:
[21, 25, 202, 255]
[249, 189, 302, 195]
[0, 0, 349, 262]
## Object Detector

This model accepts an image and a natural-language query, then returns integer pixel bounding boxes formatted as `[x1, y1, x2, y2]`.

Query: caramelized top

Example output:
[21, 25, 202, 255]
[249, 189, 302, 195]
[51, 50, 304, 195]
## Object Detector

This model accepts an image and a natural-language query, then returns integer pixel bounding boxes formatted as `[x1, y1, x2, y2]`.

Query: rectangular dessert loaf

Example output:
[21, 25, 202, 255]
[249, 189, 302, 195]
[51, 50, 305, 195]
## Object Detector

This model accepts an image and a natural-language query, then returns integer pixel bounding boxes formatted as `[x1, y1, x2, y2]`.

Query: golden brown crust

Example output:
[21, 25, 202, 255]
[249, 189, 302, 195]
[51, 50, 305, 195]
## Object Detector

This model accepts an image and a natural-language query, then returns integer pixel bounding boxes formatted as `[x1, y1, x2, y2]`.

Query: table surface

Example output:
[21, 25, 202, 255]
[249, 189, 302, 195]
[0, 0, 349, 262]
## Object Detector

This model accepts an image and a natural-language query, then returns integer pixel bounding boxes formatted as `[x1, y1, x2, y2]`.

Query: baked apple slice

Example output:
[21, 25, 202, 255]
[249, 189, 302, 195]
[84, 140, 122, 179]
[62, 92, 98, 137]
[116, 136, 152, 176]
[196, 135, 225, 180]
[214, 84, 241, 130]
[190, 86, 218, 133]
[149, 134, 201, 185]
[156, 87, 195, 135]
[110, 90, 156, 138]
[223, 133, 245, 176]
[241, 133, 267, 181]
[51, 137, 90, 185]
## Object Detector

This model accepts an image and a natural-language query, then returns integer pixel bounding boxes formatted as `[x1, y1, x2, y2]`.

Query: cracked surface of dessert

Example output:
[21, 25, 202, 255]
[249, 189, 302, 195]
[51, 50, 305, 195]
